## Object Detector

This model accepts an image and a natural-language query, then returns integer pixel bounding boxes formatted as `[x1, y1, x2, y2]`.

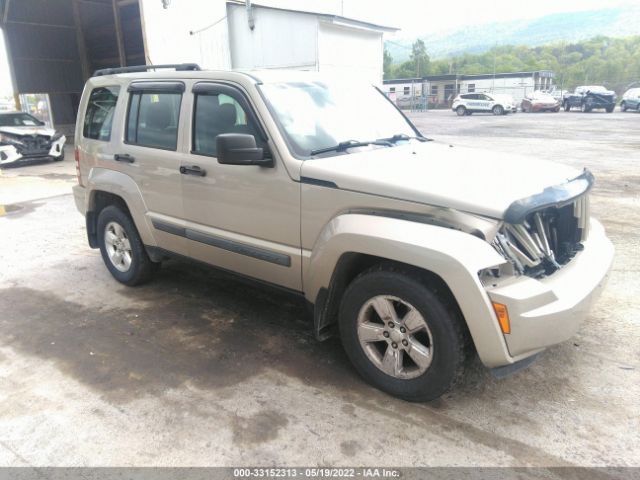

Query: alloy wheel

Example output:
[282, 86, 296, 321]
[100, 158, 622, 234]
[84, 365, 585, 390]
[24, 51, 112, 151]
[356, 295, 434, 379]
[104, 221, 133, 272]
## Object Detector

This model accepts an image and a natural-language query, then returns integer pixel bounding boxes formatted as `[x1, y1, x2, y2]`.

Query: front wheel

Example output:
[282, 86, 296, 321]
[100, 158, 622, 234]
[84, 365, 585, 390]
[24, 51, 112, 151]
[53, 149, 65, 162]
[456, 106, 467, 116]
[563, 102, 571, 112]
[338, 265, 469, 402]
[581, 103, 591, 113]
[492, 105, 504, 115]
[606, 105, 615, 113]
[97, 205, 159, 286]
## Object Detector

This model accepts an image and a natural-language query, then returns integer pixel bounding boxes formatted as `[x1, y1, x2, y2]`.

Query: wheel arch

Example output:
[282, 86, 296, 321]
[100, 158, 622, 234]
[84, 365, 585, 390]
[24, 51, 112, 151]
[305, 213, 513, 367]
[84, 168, 157, 249]
[313, 252, 465, 343]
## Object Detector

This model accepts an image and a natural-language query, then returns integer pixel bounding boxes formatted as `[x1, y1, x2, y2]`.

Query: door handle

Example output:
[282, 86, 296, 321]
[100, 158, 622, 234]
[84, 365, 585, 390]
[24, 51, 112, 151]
[180, 165, 206, 177]
[114, 154, 135, 163]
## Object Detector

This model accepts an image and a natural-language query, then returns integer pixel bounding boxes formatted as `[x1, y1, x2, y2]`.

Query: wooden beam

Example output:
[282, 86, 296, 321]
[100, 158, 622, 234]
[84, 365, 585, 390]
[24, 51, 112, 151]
[2, 0, 11, 24]
[112, 0, 126, 66]
[136, 0, 150, 64]
[71, 0, 91, 80]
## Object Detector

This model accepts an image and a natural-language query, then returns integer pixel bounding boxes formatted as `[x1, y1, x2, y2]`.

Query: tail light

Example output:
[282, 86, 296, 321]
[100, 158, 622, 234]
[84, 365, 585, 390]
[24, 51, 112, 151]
[75, 147, 83, 186]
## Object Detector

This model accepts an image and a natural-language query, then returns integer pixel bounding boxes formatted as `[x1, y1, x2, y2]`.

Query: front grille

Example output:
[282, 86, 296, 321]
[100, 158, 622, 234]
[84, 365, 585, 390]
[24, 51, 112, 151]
[493, 194, 590, 278]
[19, 135, 52, 156]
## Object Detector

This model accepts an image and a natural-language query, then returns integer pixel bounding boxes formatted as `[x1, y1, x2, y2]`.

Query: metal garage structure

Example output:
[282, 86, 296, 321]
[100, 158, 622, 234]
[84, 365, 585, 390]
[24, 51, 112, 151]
[0, 0, 146, 136]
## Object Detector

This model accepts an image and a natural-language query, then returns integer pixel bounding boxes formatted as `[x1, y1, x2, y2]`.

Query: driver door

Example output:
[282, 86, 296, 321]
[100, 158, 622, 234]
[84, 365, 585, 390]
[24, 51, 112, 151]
[179, 82, 302, 291]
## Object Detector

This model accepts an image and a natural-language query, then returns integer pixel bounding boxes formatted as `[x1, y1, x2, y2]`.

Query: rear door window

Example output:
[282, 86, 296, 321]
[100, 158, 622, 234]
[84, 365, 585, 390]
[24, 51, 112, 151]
[126, 88, 182, 150]
[83, 86, 120, 141]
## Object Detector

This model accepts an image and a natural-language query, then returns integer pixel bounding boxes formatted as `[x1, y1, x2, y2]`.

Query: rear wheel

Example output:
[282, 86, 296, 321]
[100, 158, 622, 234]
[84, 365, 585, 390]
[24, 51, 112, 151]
[339, 265, 469, 402]
[563, 101, 571, 112]
[606, 105, 615, 113]
[492, 105, 504, 115]
[456, 106, 467, 116]
[97, 205, 159, 286]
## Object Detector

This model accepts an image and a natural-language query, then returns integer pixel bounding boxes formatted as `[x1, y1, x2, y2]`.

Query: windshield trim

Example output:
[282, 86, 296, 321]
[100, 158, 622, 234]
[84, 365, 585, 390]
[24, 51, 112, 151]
[256, 82, 424, 161]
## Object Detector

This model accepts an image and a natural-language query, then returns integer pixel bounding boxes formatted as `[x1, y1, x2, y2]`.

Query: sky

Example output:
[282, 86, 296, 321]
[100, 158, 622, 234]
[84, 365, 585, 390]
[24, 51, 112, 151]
[0, 0, 637, 97]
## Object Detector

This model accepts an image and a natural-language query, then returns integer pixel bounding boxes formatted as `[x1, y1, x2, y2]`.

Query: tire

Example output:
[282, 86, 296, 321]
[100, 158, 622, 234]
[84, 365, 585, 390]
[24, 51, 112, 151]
[554, 107, 560, 112]
[492, 105, 504, 115]
[338, 265, 469, 402]
[456, 106, 467, 116]
[581, 103, 591, 113]
[621, 102, 627, 112]
[521, 104, 528, 113]
[97, 205, 159, 286]
[53, 148, 65, 162]
[605, 105, 615, 113]
[563, 102, 571, 112]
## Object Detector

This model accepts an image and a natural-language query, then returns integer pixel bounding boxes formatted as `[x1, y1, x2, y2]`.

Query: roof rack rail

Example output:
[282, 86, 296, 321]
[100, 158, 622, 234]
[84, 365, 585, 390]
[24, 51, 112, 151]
[92, 63, 202, 77]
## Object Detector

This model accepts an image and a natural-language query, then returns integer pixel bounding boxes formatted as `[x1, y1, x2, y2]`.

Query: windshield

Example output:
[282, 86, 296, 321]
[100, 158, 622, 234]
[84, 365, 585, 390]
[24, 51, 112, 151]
[579, 86, 608, 93]
[529, 91, 555, 100]
[259, 81, 417, 158]
[0, 113, 43, 127]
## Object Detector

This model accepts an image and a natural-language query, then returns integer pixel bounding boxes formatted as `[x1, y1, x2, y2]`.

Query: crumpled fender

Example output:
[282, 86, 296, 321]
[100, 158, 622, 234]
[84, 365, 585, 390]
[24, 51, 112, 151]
[304, 213, 513, 367]
[85, 167, 157, 246]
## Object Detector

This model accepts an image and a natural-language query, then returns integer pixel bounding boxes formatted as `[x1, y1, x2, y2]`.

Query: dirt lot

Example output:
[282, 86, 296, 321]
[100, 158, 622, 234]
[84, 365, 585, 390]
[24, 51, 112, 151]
[0, 110, 638, 468]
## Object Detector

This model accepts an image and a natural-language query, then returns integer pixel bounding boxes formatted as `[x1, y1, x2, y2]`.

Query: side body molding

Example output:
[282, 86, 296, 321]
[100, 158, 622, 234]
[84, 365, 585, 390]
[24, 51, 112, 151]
[85, 167, 157, 246]
[304, 214, 513, 367]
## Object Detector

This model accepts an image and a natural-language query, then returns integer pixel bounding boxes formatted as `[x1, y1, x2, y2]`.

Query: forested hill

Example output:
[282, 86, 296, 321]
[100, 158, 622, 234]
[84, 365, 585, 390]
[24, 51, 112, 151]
[386, 35, 640, 93]
[386, 5, 640, 61]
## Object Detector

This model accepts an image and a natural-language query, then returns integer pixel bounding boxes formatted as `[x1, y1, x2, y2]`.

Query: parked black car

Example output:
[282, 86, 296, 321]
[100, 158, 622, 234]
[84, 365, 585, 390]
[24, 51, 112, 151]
[563, 86, 616, 113]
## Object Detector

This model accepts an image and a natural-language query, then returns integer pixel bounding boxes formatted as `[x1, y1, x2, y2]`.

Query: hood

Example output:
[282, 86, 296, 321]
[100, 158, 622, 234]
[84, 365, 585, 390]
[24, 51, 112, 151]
[301, 141, 581, 220]
[0, 126, 56, 137]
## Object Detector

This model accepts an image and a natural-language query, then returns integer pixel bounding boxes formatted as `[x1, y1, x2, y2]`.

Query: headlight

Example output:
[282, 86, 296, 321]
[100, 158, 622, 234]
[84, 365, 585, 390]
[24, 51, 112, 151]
[0, 133, 25, 146]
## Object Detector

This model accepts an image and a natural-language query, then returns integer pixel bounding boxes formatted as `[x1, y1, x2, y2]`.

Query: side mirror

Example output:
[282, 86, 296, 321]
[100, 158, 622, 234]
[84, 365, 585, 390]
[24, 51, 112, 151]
[216, 133, 273, 167]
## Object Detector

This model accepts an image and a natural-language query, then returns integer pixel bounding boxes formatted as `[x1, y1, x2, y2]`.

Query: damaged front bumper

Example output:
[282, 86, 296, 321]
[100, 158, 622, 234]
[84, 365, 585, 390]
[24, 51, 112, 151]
[0, 135, 66, 165]
[485, 218, 614, 359]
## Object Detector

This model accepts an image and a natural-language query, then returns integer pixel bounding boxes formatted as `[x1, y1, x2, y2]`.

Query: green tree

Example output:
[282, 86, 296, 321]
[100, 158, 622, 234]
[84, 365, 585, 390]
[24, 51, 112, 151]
[383, 48, 393, 79]
[410, 39, 430, 77]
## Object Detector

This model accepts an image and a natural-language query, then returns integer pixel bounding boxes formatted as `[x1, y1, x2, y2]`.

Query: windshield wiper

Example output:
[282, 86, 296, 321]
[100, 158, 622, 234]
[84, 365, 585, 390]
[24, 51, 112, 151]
[378, 133, 431, 143]
[310, 139, 393, 156]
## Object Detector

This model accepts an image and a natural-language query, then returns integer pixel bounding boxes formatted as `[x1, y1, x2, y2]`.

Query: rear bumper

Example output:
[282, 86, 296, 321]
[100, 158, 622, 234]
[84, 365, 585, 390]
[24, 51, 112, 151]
[486, 218, 614, 359]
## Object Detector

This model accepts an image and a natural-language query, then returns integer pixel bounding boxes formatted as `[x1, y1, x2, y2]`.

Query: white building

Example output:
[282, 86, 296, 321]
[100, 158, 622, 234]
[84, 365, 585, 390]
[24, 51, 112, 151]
[0, 0, 396, 135]
[141, 0, 397, 85]
[383, 71, 555, 107]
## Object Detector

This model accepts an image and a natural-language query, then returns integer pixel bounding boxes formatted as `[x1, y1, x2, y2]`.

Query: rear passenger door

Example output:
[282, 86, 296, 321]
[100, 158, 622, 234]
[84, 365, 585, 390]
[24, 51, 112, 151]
[120, 81, 188, 255]
[179, 82, 302, 291]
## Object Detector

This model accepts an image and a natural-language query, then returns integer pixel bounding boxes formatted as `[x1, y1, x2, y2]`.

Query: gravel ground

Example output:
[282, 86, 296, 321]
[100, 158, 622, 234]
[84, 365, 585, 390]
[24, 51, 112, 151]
[0, 109, 638, 469]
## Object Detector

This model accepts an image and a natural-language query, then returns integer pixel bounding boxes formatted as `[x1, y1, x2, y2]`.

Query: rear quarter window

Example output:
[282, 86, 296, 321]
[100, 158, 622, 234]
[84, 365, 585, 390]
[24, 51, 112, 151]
[83, 86, 120, 141]
[126, 91, 182, 150]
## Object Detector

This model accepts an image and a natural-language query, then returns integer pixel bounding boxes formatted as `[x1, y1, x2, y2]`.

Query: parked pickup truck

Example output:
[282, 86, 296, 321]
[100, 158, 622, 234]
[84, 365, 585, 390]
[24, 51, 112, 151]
[563, 86, 616, 113]
[72, 64, 614, 401]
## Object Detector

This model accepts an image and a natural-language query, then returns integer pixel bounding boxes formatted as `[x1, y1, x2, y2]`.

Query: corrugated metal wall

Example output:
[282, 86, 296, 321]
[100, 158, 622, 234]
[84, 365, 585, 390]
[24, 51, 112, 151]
[1, 0, 144, 135]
